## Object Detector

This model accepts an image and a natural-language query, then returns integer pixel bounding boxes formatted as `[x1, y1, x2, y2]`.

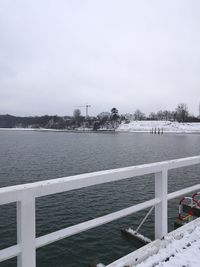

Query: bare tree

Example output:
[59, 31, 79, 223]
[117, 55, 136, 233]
[110, 107, 120, 128]
[156, 110, 164, 120]
[73, 109, 81, 127]
[97, 112, 111, 120]
[73, 109, 81, 118]
[163, 110, 171, 121]
[149, 112, 157, 120]
[175, 103, 189, 122]
[134, 109, 145, 120]
[97, 112, 111, 127]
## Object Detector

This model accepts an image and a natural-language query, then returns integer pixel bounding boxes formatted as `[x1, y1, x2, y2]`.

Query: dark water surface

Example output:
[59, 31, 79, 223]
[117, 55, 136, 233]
[0, 130, 200, 267]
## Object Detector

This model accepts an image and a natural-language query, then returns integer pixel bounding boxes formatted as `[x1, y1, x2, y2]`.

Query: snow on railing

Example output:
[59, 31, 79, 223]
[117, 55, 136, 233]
[0, 155, 200, 267]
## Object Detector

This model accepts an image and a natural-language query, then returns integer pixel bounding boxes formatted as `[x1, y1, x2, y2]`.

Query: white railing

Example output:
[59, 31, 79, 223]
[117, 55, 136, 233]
[0, 155, 200, 267]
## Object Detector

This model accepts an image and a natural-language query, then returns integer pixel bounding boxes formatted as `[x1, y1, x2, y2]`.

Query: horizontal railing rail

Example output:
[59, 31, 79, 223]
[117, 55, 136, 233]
[0, 155, 200, 267]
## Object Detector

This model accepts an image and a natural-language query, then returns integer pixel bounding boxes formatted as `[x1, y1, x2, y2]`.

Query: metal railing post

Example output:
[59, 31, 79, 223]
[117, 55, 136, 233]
[155, 169, 168, 239]
[17, 196, 36, 267]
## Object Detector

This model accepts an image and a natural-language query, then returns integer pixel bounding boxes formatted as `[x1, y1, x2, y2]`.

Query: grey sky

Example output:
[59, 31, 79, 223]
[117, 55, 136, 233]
[0, 0, 200, 116]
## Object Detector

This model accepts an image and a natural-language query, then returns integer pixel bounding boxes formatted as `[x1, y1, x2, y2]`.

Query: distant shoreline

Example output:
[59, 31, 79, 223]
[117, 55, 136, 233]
[1, 127, 200, 134]
[0, 128, 115, 133]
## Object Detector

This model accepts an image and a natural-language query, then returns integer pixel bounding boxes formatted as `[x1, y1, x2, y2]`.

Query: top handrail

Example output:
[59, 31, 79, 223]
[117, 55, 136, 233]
[0, 155, 200, 205]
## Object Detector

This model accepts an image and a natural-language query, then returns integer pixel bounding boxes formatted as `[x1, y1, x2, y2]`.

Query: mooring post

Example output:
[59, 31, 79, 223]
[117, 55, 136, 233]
[17, 196, 36, 267]
[155, 169, 168, 239]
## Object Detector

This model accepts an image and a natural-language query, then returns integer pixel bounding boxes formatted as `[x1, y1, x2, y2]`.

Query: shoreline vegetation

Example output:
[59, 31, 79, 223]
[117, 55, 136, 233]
[1, 120, 200, 134]
[1, 104, 200, 134]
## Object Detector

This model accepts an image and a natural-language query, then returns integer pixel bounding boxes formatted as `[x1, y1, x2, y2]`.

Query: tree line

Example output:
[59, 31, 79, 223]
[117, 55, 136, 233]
[129, 103, 199, 122]
[0, 103, 199, 130]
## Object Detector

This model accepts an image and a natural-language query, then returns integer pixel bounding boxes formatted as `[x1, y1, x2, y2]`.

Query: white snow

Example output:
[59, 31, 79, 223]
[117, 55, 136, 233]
[136, 223, 200, 267]
[0, 127, 65, 132]
[0, 127, 92, 132]
[117, 121, 200, 133]
[107, 218, 200, 267]
[1, 121, 200, 134]
[125, 228, 152, 243]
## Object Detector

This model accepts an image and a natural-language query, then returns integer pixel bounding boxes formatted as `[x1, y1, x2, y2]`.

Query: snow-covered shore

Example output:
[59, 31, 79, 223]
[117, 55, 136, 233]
[117, 121, 200, 133]
[1, 121, 200, 134]
[0, 127, 113, 133]
[0, 127, 69, 132]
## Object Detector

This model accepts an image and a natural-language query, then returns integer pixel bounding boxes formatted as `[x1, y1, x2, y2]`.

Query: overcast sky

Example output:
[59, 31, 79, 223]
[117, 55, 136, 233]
[0, 0, 200, 116]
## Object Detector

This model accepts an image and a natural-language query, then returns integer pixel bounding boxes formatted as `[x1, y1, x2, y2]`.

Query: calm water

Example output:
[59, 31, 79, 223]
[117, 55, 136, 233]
[0, 130, 200, 267]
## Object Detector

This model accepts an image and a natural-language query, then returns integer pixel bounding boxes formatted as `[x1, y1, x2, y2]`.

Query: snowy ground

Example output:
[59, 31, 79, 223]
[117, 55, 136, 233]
[136, 220, 200, 267]
[1, 121, 200, 134]
[0, 127, 93, 132]
[107, 218, 200, 267]
[117, 121, 200, 133]
[0, 128, 66, 131]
